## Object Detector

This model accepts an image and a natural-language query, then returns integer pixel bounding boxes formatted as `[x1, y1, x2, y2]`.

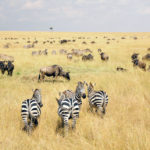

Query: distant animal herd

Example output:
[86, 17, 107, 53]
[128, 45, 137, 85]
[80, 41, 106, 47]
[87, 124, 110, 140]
[0, 35, 150, 137]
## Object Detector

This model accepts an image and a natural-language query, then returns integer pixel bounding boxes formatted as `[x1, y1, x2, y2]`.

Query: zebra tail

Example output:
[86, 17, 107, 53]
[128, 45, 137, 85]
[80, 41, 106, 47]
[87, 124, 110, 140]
[102, 98, 106, 114]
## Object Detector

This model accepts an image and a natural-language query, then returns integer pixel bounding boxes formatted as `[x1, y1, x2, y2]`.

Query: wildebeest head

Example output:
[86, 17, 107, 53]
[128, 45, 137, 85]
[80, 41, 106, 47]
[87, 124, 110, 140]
[131, 53, 139, 60]
[76, 81, 86, 99]
[32, 89, 43, 107]
[61, 71, 70, 80]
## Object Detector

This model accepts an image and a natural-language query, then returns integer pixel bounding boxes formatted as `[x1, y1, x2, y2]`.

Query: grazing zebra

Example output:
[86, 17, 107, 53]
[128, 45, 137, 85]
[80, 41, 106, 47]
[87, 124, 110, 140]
[86, 82, 108, 118]
[21, 89, 43, 134]
[56, 81, 86, 136]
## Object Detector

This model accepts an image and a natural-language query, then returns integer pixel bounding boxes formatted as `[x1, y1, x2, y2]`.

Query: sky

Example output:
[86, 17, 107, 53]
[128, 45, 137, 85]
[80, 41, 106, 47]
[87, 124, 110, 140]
[0, 0, 150, 32]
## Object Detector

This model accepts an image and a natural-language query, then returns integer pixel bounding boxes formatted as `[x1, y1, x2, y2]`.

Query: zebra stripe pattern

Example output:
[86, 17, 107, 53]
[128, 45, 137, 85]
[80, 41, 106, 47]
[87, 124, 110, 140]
[60, 81, 86, 109]
[87, 82, 108, 117]
[56, 81, 86, 135]
[21, 89, 43, 133]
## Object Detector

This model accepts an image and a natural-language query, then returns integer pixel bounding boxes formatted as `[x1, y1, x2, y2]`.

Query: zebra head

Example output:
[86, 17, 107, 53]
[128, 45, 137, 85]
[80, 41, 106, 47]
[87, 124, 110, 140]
[32, 89, 43, 107]
[76, 81, 86, 99]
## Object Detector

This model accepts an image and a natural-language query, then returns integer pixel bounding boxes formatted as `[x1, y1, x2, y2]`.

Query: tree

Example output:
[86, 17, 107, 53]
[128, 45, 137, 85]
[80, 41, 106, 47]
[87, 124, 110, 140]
[49, 27, 53, 31]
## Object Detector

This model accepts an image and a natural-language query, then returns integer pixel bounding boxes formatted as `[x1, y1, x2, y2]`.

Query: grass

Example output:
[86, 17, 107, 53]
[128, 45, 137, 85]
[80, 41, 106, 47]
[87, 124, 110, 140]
[0, 32, 150, 150]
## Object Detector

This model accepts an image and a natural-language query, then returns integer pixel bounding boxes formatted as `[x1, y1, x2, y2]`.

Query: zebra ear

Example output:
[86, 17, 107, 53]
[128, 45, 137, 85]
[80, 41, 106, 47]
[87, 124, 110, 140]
[93, 83, 96, 86]
[32, 89, 34, 92]
[84, 81, 88, 86]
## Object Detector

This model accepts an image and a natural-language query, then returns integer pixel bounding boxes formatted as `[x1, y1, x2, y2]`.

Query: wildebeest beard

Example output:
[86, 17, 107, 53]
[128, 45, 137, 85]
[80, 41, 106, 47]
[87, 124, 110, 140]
[61, 72, 70, 80]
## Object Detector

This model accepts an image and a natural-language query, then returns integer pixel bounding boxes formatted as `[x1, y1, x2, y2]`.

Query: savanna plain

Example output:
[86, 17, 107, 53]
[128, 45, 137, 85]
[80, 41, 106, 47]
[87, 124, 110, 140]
[0, 32, 150, 150]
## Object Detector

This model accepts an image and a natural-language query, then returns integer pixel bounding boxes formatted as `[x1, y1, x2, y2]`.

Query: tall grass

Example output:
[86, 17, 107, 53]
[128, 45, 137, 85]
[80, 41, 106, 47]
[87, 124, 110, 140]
[0, 32, 150, 150]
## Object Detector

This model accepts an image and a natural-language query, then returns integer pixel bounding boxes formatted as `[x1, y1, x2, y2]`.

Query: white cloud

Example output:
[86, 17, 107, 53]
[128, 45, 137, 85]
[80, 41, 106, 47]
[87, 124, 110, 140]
[61, 6, 85, 18]
[22, 0, 44, 10]
[138, 7, 150, 15]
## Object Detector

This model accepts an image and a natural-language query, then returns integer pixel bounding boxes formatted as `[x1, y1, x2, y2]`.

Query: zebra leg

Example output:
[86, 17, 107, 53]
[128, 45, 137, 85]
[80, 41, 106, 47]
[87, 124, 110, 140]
[97, 107, 104, 118]
[89, 103, 93, 112]
[33, 118, 38, 127]
[63, 117, 69, 136]
[29, 118, 34, 134]
[22, 117, 29, 132]
[72, 116, 76, 129]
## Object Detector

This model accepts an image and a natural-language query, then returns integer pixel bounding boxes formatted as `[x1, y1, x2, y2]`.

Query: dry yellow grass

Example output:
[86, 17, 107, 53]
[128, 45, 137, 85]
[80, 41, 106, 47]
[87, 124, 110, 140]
[0, 32, 150, 150]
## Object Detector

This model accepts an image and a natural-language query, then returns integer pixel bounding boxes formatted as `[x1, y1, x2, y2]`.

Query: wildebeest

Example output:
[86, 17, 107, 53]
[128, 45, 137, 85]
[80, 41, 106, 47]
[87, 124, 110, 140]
[38, 65, 70, 81]
[82, 41, 87, 44]
[67, 53, 73, 60]
[0, 61, 14, 76]
[41, 49, 48, 55]
[82, 54, 93, 61]
[100, 52, 109, 61]
[91, 41, 95, 44]
[60, 39, 68, 44]
[142, 53, 150, 61]
[51, 50, 57, 55]
[116, 67, 127, 72]
[0, 61, 7, 74]
[132, 59, 146, 71]
[98, 49, 102, 53]
[59, 49, 67, 55]
[32, 51, 40, 56]
[6, 61, 14, 76]
[131, 53, 139, 60]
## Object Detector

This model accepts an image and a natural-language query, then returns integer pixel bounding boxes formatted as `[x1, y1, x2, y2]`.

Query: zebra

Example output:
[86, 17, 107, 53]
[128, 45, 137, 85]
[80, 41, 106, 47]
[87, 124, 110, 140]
[86, 82, 108, 118]
[56, 81, 86, 136]
[21, 89, 43, 134]
[59, 81, 86, 109]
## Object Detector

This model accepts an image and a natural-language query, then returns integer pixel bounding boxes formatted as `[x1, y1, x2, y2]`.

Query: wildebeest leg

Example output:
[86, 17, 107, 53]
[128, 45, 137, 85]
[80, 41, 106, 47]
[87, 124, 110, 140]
[41, 73, 45, 82]
[1, 69, 5, 74]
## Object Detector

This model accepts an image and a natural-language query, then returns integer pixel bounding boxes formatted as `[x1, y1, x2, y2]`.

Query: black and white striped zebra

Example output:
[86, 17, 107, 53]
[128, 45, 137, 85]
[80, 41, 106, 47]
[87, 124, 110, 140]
[56, 81, 86, 135]
[86, 82, 108, 118]
[59, 81, 86, 109]
[21, 89, 43, 133]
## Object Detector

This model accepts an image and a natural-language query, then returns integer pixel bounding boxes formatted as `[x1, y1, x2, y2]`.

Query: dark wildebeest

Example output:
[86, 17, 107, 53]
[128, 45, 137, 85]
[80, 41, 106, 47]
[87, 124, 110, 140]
[142, 53, 150, 61]
[0, 61, 14, 76]
[132, 59, 146, 71]
[0, 61, 7, 74]
[82, 54, 93, 61]
[116, 67, 127, 72]
[131, 53, 139, 60]
[100, 52, 109, 61]
[7, 61, 14, 76]
[60, 40, 68, 44]
[38, 65, 70, 82]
